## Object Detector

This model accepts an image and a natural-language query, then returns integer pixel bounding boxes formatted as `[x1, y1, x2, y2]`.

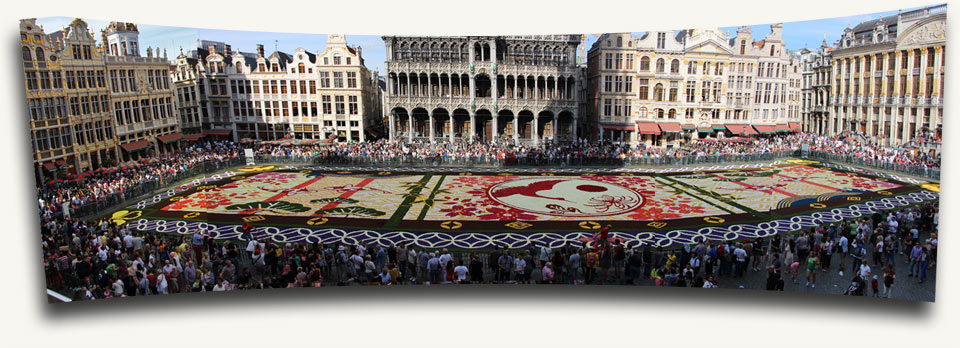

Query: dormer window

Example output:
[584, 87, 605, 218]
[334, 55, 341, 65]
[271, 63, 279, 72]
[298, 63, 305, 74]
[258, 63, 266, 72]
[236, 64, 243, 73]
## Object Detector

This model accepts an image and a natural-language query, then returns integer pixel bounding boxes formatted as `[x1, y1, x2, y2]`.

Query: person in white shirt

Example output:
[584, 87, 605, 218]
[859, 260, 871, 280]
[703, 275, 718, 288]
[453, 260, 469, 283]
[513, 254, 527, 284]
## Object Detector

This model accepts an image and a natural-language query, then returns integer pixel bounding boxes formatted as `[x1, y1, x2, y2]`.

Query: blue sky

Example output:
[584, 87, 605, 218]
[34, 4, 934, 70]
[34, 17, 196, 64]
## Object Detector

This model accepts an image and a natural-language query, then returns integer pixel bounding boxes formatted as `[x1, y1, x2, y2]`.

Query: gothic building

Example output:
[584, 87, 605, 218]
[382, 35, 582, 144]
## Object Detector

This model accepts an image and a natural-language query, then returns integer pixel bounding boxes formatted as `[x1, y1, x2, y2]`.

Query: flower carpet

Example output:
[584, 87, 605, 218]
[108, 159, 939, 249]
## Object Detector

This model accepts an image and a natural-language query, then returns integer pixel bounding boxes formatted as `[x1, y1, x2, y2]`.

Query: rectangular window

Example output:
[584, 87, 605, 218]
[686, 81, 696, 102]
[335, 95, 345, 114]
[614, 76, 622, 92]
[347, 72, 357, 88]
[624, 76, 632, 93]
[320, 72, 331, 88]
[604, 76, 612, 92]
[348, 95, 358, 114]
[638, 79, 649, 100]
[333, 72, 344, 88]
[322, 95, 332, 114]
[604, 53, 612, 70]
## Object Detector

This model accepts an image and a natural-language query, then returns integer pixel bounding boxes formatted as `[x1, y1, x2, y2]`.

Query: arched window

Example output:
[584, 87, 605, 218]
[654, 83, 664, 101]
[22, 46, 31, 62]
[35, 47, 44, 62]
[656, 58, 665, 73]
[639, 107, 647, 118]
[298, 63, 305, 74]
[670, 59, 680, 74]
[668, 109, 676, 119]
[656, 108, 664, 119]
[640, 56, 650, 71]
[236, 64, 243, 73]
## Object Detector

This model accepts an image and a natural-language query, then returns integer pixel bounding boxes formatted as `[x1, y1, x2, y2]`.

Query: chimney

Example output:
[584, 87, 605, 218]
[256, 44, 264, 57]
[358, 46, 363, 60]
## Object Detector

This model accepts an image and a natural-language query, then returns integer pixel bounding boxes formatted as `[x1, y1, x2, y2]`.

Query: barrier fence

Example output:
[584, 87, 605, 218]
[53, 149, 937, 221]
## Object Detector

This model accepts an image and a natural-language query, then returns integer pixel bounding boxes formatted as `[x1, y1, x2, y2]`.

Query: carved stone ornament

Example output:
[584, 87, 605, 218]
[908, 21, 946, 44]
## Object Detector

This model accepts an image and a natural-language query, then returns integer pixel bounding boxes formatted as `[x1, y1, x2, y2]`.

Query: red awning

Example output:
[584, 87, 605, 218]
[788, 122, 801, 132]
[697, 127, 714, 133]
[743, 126, 759, 135]
[42, 162, 56, 171]
[681, 124, 696, 130]
[775, 124, 790, 132]
[658, 123, 683, 133]
[602, 124, 636, 131]
[121, 140, 152, 152]
[157, 132, 183, 144]
[636, 122, 660, 135]
[753, 125, 778, 134]
[726, 124, 747, 135]
[205, 129, 232, 136]
[184, 134, 203, 141]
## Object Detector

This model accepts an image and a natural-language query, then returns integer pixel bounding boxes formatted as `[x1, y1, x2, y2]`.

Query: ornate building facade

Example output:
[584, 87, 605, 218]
[103, 22, 182, 160]
[799, 41, 833, 134]
[826, 4, 945, 146]
[588, 26, 802, 147]
[382, 35, 581, 144]
[21, 18, 116, 181]
[171, 34, 380, 142]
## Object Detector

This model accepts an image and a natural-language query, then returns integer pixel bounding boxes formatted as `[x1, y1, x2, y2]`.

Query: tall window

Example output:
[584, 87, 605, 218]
[604, 76, 612, 92]
[320, 72, 330, 88]
[322, 95, 332, 114]
[654, 83, 664, 101]
[626, 54, 634, 70]
[668, 82, 678, 102]
[333, 72, 344, 88]
[335, 95, 345, 114]
[640, 56, 650, 71]
[656, 59, 665, 73]
[656, 33, 666, 49]
[624, 76, 632, 93]
[686, 81, 696, 102]
[638, 79, 649, 100]
[670, 59, 679, 74]
[604, 53, 612, 69]
[614, 76, 623, 92]
[348, 95, 358, 114]
[347, 72, 357, 88]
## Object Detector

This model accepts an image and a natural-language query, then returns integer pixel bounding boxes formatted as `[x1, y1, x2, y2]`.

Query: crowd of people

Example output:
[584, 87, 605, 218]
[41, 196, 937, 300]
[37, 132, 939, 220]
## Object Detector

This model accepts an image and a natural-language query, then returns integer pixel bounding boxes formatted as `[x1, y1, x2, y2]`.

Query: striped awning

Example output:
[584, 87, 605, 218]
[157, 132, 183, 144]
[775, 124, 790, 133]
[658, 123, 683, 133]
[602, 124, 636, 131]
[121, 140, 152, 152]
[725, 124, 750, 135]
[636, 122, 661, 135]
[753, 125, 778, 134]
[204, 129, 232, 136]
[697, 127, 714, 133]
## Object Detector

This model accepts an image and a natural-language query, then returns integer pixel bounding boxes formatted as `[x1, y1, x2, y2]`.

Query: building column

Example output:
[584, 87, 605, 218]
[533, 116, 539, 146]
[512, 116, 519, 145]
[553, 116, 559, 144]
[448, 115, 454, 143]
[428, 109, 435, 143]
[492, 114, 498, 143]
[408, 113, 414, 143]
[389, 109, 397, 142]
[469, 112, 476, 143]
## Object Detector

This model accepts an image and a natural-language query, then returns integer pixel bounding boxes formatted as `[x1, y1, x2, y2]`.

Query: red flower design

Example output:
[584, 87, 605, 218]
[627, 206, 681, 221]
[477, 207, 539, 221]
